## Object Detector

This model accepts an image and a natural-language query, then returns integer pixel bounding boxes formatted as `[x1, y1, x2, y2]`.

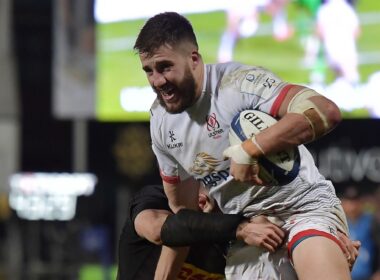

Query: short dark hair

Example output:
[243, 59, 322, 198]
[134, 12, 198, 56]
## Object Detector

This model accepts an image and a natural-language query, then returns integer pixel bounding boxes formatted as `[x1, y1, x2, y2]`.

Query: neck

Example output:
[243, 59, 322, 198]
[194, 61, 205, 100]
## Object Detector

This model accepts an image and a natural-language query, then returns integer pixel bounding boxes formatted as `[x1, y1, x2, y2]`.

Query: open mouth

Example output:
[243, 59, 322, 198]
[159, 88, 177, 102]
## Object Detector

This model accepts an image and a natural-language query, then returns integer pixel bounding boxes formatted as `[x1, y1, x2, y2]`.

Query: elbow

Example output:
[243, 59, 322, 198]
[151, 235, 163, 246]
[148, 228, 164, 245]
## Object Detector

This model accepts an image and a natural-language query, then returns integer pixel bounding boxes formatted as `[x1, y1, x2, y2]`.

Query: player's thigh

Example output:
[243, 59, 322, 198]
[292, 236, 351, 280]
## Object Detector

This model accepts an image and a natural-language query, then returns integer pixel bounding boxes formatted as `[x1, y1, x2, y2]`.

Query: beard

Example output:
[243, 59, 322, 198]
[155, 66, 197, 114]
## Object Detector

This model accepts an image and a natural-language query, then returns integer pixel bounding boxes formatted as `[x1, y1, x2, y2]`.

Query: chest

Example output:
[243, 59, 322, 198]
[161, 110, 234, 178]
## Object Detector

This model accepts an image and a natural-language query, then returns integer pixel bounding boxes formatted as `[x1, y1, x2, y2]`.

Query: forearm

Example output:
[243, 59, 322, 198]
[154, 246, 189, 280]
[243, 113, 312, 157]
[161, 209, 245, 246]
[244, 88, 341, 157]
[163, 179, 199, 213]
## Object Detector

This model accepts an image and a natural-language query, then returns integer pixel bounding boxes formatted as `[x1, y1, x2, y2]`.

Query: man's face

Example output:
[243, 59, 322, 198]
[139, 44, 198, 114]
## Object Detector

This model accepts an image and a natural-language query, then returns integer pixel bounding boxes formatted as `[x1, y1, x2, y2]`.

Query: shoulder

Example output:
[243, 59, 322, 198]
[150, 99, 167, 137]
[216, 63, 283, 94]
[150, 99, 166, 122]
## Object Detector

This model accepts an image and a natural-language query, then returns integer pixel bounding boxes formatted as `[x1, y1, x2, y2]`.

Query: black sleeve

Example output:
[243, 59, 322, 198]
[160, 208, 245, 246]
[130, 185, 171, 223]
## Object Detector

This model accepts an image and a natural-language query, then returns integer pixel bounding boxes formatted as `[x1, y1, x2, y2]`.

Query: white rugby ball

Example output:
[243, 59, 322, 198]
[229, 109, 300, 186]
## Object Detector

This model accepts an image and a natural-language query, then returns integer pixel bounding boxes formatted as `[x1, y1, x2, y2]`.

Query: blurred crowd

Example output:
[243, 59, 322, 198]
[340, 185, 380, 280]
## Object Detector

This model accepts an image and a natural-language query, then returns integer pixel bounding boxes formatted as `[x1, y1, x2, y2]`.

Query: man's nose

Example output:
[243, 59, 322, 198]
[152, 72, 166, 88]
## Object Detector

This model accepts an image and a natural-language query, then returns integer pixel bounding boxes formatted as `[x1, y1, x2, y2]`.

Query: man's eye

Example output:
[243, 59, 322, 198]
[159, 64, 172, 72]
[144, 69, 153, 76]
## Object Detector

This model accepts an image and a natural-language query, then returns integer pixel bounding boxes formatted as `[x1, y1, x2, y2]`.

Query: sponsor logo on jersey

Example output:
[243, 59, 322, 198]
[190, 152, 230, 187]
[240, 68, 281, 99]
[206, 113, 224, 139]
[246, 73, 255, 82]
[167, 130, 183, 149]
[263, 77, 276, 89]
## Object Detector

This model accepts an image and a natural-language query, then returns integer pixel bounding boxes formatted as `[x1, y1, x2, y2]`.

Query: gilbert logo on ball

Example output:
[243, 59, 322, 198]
[229, 110, 300, 186]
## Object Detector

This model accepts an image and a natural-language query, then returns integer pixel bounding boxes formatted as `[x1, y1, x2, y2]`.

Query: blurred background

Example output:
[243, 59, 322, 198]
[1, 0, 379, 279]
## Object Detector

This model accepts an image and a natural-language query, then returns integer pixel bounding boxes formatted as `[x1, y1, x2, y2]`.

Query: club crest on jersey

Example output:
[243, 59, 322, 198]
[206, 113, 224, 139]
[166, 130, 183, 149]
[190, 152, 230, 187]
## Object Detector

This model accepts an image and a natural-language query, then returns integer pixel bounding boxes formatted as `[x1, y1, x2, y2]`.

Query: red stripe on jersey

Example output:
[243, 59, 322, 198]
[287, 229, 343, 261]
[160, 170, 181, 184]
[270, 84, 295, 117]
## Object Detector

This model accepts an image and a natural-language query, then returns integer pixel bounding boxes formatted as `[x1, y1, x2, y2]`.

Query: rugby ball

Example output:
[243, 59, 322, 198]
[229, 110, 300, 186]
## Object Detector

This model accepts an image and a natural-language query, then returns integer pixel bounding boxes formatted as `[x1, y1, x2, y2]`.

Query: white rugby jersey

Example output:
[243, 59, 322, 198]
[150, 62, 341, 217]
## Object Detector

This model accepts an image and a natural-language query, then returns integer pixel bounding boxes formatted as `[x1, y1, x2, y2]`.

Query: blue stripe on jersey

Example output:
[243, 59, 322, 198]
[230, 113, 247, 142]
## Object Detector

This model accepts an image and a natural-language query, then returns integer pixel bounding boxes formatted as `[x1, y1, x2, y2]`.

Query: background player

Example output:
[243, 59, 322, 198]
[316, 0, 361, 86]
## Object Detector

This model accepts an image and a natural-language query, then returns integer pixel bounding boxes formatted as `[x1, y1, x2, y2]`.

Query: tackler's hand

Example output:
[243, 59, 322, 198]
[336, 231, 361, 271]
[236, 215, 286, 252]
[223, 144, 263, 185]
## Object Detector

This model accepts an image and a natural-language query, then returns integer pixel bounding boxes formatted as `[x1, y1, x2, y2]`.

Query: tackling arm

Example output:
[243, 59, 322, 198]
[154, 178, 200, 279]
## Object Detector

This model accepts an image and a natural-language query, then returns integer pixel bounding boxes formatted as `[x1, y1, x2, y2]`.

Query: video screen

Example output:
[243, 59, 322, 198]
[95, 0, 380, 121]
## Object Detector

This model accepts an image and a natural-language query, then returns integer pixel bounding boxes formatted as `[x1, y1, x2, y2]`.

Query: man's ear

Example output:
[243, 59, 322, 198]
[190, 51, 201, 68]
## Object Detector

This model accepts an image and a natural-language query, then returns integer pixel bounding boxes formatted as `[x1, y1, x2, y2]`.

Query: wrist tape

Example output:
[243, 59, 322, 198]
[223, 144, 258, 165]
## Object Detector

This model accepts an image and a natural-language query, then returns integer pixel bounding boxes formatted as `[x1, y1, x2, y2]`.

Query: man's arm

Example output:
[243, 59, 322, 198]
[163, 177, 200, 213]
[154, 246, 189, 280]
[161, 209, 285, 252]
[153, 178, 199, 279]
[134, 207, 190, 280]
[225, 85, 341, 183]
[134, 209, 171, 244]
[245, 85, 341, 158]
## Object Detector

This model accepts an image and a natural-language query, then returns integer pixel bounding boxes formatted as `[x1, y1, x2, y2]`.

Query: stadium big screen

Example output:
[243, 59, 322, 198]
[95, 0, 380, 122]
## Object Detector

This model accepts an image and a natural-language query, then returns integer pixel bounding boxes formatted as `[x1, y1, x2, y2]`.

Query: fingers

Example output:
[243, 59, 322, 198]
[240, 223, 285, 251]
[228, 161, 264, 184]
[258, 229, 285, 252]
[347, 240, 360, 270]
[336, 231, 361, 270]
[352, 240, 361, 250]
[223, 144, 266, 184]
[250, 174, 264, 185]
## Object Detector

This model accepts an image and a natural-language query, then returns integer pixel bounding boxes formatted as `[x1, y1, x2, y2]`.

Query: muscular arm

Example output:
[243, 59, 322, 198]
[243, 85, 342, 157]
[161, 209, 285, 252]
[134, 206, 190, 280]
[134, 209, 171, 245]
[154, 246, 189, 280]
[152, 178, 199, 279]
[226, 85, 341, 183]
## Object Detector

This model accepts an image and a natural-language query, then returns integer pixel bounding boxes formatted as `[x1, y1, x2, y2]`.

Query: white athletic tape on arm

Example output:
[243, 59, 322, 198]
[287, 88, 329, 139]
[223, 144, 258, 165]
[287, 88, 319, 113]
